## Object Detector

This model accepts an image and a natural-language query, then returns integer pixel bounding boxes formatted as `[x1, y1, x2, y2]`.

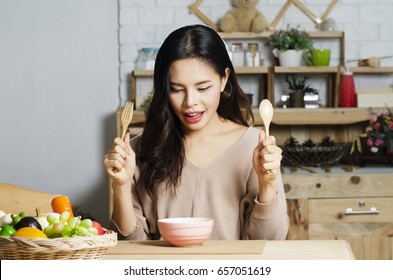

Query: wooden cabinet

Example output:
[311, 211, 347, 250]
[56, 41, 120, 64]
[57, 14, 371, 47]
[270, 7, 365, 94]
[284, 172, 393, 260]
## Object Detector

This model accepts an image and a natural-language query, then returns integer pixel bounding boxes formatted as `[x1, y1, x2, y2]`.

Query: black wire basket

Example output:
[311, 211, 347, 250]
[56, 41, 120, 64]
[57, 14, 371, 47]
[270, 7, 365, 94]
[281, 143, 352, 167]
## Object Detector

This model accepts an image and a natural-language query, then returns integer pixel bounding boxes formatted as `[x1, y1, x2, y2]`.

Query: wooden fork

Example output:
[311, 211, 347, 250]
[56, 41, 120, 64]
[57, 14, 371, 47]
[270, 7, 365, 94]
[120, 101, 134, 140]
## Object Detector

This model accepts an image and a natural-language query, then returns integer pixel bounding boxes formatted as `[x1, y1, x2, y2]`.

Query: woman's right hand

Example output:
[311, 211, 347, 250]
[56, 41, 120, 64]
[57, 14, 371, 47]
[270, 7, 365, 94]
[104, 133, 136, 186]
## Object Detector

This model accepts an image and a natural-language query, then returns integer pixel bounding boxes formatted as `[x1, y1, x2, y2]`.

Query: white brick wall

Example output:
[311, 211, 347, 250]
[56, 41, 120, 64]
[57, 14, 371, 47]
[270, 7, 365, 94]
[118, 0, 393, 107]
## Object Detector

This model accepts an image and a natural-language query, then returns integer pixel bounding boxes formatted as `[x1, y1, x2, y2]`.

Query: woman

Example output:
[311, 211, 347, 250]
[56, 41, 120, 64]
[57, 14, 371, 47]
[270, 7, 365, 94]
[104, 24, 288, 240]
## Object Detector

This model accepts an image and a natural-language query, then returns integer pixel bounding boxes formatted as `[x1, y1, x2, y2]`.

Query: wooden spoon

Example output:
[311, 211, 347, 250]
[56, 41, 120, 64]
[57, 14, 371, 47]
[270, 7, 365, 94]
[259, 99, 273, 137]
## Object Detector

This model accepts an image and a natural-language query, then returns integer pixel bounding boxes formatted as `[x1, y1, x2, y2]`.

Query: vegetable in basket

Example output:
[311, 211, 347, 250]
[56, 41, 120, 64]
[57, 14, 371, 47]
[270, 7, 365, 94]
[0, 225, 16, 237]
[51, 195, 74, 219]
[14, 216, 42, 231]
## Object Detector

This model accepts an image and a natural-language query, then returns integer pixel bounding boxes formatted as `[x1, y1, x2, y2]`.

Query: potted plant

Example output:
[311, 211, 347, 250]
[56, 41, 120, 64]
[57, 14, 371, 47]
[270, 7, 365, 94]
[284, 74, 319, 108]
[266, 25, 313, 66]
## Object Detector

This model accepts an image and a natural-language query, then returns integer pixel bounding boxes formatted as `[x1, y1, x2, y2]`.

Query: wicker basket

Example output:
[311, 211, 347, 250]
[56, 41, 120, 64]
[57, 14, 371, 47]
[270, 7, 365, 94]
[0, 230, 117, 260]
[281, 143, 352, 167]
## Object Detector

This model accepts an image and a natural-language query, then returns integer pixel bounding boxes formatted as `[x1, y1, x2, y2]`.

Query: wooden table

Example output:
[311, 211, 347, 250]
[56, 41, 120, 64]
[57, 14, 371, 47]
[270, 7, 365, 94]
[104, 240, 355, 260]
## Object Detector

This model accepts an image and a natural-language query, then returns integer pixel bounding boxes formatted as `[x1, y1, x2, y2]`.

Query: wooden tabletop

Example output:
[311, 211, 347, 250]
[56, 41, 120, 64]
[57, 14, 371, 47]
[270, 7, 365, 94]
[103, 239, 355, 260]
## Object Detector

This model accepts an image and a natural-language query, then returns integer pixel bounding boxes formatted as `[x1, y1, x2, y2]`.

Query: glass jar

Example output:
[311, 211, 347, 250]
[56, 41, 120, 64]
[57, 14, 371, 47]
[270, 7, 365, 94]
[231, 43, 244, 67]
[136, 47, 159, 70]
[246, 43, 260, 67]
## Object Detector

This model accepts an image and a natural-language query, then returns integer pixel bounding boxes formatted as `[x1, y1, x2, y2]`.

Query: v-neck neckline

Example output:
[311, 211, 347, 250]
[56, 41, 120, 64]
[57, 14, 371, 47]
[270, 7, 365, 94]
[186, 127, 252, 170]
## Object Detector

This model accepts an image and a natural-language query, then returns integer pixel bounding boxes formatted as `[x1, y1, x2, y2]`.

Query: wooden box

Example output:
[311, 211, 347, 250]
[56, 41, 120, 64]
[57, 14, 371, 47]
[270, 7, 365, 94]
[356, 87, 393, 108]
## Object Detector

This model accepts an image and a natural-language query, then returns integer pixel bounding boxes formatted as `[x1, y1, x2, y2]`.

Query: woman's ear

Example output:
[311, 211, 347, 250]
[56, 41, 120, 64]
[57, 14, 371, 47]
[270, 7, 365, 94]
[220, 67, 230, 92]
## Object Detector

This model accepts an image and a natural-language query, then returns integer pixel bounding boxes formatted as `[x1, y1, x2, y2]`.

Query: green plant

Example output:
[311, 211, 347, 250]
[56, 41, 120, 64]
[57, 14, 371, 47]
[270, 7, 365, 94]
[266, 25, 313, 51]
[284, 74, 319, 95]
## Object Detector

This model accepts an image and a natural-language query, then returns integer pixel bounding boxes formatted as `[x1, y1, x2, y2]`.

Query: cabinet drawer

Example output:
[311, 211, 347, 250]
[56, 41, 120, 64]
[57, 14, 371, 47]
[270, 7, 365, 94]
[284, 173, 393, 198]
[308, 197, 393, 223]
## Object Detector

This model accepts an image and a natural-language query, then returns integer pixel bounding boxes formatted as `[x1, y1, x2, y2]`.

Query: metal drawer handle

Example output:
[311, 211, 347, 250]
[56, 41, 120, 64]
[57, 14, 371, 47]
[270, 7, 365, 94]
[345, 207, 380, 215]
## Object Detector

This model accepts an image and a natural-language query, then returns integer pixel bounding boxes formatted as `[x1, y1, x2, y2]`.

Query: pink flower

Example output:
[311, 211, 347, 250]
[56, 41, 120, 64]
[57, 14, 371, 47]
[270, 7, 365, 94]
[375, 109, 384, 117]
[375, 138, 384, 147]
[366, 139, 374, 146]
[369, 114, 378, 123]
[370, 147, 379, 153]
[365, 126, 373, 133]
[373, 122, 381, 131]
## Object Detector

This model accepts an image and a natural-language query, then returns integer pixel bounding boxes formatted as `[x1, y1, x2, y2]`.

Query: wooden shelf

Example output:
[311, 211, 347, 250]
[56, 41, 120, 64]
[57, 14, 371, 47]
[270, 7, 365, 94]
[253, 108, 369, 126]
[274, 66, 340, 73]
[218, 32, 271, 39]
[307, 31, 344, 38]
[127, 108, 370, 127]
[218, 31, 344, 39]
[132, 69, 154, 77]
[234, 66, 269, 74]
[348, 66, 393, 74]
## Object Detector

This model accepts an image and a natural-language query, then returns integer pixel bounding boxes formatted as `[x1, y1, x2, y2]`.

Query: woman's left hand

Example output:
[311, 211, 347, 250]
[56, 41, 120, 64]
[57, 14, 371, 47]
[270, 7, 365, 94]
[252, 130, 282, 182]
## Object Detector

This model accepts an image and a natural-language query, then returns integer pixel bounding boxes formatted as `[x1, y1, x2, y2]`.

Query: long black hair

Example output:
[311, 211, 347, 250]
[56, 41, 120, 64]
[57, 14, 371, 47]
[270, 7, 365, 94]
[136, 24, 253, 198]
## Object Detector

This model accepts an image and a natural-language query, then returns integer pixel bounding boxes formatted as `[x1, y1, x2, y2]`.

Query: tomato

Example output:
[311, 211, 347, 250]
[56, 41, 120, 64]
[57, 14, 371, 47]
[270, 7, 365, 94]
[92, 221, 104, 235]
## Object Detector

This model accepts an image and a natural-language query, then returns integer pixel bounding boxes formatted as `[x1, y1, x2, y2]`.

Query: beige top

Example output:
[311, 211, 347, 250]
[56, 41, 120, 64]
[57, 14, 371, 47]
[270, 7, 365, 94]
[110, 126, 289, 240]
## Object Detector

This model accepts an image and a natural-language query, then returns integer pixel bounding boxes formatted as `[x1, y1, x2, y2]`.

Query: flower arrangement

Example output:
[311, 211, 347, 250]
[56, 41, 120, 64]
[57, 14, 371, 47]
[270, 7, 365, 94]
[266, 25, 313, 51]
[355, 107, 393, 154]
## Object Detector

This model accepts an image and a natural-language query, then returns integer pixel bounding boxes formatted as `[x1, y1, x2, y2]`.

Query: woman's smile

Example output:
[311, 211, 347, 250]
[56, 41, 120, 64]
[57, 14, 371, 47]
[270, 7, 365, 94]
[184, 111, 205, 123]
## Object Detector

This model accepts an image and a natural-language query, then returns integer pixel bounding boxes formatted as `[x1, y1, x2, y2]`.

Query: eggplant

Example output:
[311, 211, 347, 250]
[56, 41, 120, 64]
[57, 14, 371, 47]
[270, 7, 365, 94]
[13, 216, 42, 231]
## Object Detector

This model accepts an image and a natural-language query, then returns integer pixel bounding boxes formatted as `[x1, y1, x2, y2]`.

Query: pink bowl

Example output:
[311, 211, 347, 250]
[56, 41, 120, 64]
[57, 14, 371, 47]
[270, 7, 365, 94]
[157, 217, 214, 247]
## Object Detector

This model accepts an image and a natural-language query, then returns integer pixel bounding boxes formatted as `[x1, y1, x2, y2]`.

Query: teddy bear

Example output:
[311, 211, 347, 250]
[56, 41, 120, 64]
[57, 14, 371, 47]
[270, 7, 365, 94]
[220, 0, 268, 33]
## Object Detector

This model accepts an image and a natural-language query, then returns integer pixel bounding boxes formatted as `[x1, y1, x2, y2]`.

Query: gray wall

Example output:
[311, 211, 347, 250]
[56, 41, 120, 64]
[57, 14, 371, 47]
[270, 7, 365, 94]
[0, 0, 119, 225]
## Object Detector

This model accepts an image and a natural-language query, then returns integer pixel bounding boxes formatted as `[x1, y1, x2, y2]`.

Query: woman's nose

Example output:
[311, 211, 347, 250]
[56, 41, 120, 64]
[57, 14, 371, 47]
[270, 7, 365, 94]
[185, 91, 197, 107]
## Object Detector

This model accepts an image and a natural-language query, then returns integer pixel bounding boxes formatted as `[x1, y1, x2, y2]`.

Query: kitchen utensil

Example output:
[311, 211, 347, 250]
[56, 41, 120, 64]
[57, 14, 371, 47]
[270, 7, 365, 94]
[259, 99, 273, 137]
[158, 217, 214, 247]
[120, 101, 134, 140]
[346, 55, 393, 67]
